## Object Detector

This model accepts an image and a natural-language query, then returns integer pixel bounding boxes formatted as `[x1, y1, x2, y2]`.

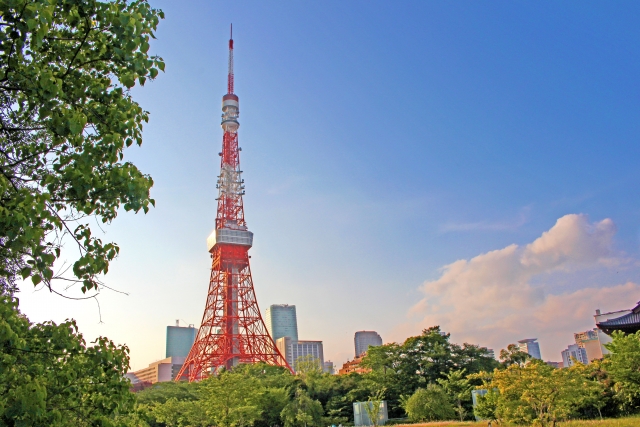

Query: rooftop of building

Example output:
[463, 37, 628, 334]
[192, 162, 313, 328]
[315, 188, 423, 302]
[597, 302, 640, 334]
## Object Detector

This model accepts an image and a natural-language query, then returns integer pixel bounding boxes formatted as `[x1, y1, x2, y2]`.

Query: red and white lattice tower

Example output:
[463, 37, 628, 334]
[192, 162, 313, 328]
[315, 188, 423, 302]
[176, 27, 291, 381]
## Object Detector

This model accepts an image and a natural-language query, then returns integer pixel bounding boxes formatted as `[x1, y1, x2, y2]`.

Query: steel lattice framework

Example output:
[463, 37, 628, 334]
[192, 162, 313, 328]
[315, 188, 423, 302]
[176, 27, 291, 381]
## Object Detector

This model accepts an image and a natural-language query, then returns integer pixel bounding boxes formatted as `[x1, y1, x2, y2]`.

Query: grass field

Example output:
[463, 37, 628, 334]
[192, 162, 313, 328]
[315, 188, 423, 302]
[389, 417, 640, 427]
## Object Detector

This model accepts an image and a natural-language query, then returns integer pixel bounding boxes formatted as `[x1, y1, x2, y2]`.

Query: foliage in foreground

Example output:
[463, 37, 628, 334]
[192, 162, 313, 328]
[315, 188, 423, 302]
[0, 0, 164, 294]
[472, 331, 640, 426]
[0, 295, 133, 426]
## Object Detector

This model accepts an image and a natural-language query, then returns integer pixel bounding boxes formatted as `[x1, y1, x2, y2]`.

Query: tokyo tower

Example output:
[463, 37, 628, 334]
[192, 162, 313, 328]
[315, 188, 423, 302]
[176, 27, 291, 381]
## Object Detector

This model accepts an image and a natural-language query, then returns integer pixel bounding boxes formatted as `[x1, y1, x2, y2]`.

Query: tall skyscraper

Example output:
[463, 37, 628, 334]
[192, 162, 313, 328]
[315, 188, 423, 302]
[166, 322, 197, 359]
[517, 338, 541, 360]
[354, 331, 383, 357]
[276, 336, 324, 373]
[265, 304, 299, 342]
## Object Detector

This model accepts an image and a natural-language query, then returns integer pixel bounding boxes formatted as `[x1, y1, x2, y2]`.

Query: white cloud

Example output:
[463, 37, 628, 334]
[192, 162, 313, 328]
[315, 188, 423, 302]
[409, 214, 640, 361]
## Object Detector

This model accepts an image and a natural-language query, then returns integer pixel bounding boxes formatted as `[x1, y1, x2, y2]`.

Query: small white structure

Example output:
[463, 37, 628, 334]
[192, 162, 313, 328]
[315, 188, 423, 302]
[353, 401, 388, 426]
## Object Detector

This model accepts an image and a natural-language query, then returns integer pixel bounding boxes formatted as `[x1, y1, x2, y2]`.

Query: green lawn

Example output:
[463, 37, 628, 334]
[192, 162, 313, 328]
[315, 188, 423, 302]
[389, 417, 640, 427]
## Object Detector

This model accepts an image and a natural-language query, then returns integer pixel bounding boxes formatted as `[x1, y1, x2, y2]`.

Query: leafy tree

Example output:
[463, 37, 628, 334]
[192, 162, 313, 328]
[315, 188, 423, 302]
[0, 295, 133, 426]
[236, 363, 295, 427]
[437, 369, 472, 421]
[295, 354, 323, 379]
[499, 343, 532, 367]
[0, 0, 164, 294]
[490, 360, 591, 426]
[363, 388, 386, 427]
[605, 331, 640, 412]
[254, 387, 290, 427]
[200, 369, 262, 427]
[135, 380, 201, 406]
[150, 397, 208, 427]
[474, 389, 500, 423]
[400, 384, 456, 422]
[134, 364, 294, 427]
[569, 359, 615, 420]
[361, 326, 497, 417]
[310, 372, 371, 425]
[281, 388, 323, 427]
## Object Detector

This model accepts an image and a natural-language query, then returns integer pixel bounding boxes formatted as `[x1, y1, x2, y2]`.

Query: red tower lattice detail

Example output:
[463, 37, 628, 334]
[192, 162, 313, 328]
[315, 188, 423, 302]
[176, 28, 291, 381]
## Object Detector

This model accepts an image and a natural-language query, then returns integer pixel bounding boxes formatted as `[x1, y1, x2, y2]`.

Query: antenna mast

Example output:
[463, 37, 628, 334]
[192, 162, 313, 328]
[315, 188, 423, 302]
[227, 24, 234, 94]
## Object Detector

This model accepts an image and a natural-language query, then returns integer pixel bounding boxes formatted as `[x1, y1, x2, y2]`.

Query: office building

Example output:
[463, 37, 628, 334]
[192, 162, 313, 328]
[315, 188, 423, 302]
[265, 304, 298, 342]
[574, 328, 602, 362]
[127, 356, 186, 384]
[561, 344, 588, 367]
[276, 336, 323, 372]
[486, 349, 495, 360]
[354, 331, 383, 357]
[517, 338, 541, 360]
[166, 321, 197, 358]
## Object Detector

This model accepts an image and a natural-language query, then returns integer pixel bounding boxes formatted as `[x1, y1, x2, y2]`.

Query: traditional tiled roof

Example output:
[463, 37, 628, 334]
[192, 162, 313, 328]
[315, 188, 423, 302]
[597, 302, 640, 333]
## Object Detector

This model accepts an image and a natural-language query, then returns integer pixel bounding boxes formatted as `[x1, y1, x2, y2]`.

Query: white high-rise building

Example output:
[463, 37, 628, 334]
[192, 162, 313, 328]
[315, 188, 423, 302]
[517, 338, 541, 360]
[265, 304, 298, 342]
[354, 331, 383, 357]
[276, 336, 324, 373]
[561, 344, 588, 367]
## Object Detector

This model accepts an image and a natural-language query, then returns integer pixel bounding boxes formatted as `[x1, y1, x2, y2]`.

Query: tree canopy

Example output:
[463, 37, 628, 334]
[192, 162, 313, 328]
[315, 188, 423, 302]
[0, 295, 133, 426]
[0, 0, 164, 295]
[360, 326, 498, 417]
[605, 331, 640, 412]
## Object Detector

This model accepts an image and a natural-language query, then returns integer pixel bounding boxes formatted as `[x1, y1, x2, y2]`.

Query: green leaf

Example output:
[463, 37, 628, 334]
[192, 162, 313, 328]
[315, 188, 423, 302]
[20, 268, 32, 279]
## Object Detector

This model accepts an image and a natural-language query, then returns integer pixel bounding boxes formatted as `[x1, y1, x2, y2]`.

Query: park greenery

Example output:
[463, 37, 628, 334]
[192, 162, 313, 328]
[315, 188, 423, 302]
[2, 1, 640, 427]
[121, 328, 640, 427]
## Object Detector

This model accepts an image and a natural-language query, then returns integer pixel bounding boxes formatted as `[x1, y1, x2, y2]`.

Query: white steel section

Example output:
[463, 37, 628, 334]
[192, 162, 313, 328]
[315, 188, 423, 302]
[207, 229, 254, 251]
[216, 164, 244, 197]
[221, 102, 239, 131]
[222, 99, 239, 109]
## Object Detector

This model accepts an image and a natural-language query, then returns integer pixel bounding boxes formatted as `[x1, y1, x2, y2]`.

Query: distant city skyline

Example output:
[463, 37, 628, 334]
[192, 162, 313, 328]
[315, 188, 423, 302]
[15, 1, 640, 370]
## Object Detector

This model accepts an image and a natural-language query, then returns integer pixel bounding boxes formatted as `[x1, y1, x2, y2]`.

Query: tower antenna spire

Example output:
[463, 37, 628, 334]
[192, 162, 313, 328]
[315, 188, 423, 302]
[227, 24, 234, 94]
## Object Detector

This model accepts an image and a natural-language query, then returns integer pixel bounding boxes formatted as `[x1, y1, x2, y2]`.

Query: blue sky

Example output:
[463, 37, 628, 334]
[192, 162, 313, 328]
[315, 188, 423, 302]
[19, 1, 640, 369]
